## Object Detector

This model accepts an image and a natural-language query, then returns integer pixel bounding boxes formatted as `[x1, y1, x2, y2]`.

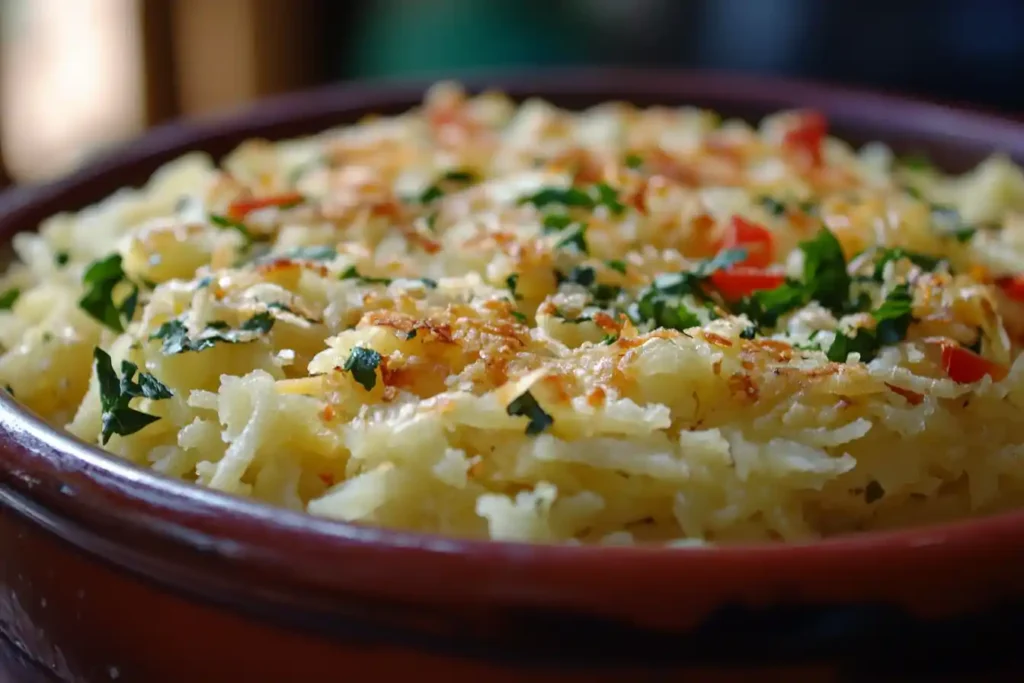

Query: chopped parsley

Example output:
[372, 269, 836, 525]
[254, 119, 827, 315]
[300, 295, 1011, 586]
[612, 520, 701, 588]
[506, 273, 521, 300]
[150, 312, 275, 355]
[758, 196, 788, 217]
[552, 308, 592, 324]
[624, 153, 644, 169]
[520, 186, 594, 210]
[801, 228, 851, 313]
[55, 251, 70, 266]
[506, 390, 553, 435]
[542, 213, 575, 234]
[94, 347, 172, 445]
[339, 265, 393, 286]
[930, 205, 975, 243]
[872, 248, 943, 281]
[511, 311, 528, 323]
[629, 249, 746, 332]
[735, 229, 857, 331]
[601, 334, 619, 345]
[342, 347, 382, 391]
[826, 284, 914, 363]
[78, 254, 140, 333]
[3, 384, 12, 395]
[606, 259, 627, 274]
[209, 213, 253, 243]
[739, 325, 757, 340]
[417, 168, 479, 203]
[560, 265, 596, 288]
[555, 224, 588, 254]
[555, 266, 621, 305]
[520, 182, 626, 215]
[0, 288, 20, 310]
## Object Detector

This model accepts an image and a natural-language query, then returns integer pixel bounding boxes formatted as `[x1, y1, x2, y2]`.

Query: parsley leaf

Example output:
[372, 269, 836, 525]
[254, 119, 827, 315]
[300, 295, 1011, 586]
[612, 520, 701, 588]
[624, 153, 644, 170]
[555, 224, 588, 254]
[736, 281, 807, 330]
[55, 251, 70, 266]
[506, 390, 553, 435]
[872, 248, 943, 281]
[506, 273, 521, 300]
[826, 329, 878, 363]
[342, 347, 381, 391]
[740, 325, 757, 340]
[210, 214, 253, 243]
[340, 265, 393, 286]
[520, 183, 626, 215]
[553, 308, 592, 324]
[871, 284, 914, 345]
[542, 213, 575, 234]
[520, 187, 594, 210]
[801, 228, 851, 313]
[758, 196, 788, 217]
[560, 266, 596, 288]
[0, 288, 20, 310]
[511, 310, 528, 323]
[628, 249, 746, 332]
[150, 312, 276, 355]
[591, 182, 626, 215]
[826, 284, 914, 362]
[418, 168, 479, 203]
[79, 254, 139, 333]
[94, 347, 172, 445]
[606, 259, 627, 274]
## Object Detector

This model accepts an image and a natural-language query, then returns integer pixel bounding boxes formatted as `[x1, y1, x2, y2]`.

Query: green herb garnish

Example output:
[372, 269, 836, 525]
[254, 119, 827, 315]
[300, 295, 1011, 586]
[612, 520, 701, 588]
[506, 273, 521, 300]
[624, 153, 644, 170]
[555, 224, 589, 254]
[872, 248, 943, 282]
[94, 347, 172, 445]
[150, 312, 276, 355]
[340, 265, 393, 286]
[417, 168, 479, 203]
[55, 251, 70, 266]
[826, 284, 914, 363]
[342, 347, 382, 391]
[606, 259, 627, 274]
[758, 196, 788, 217]
[542, 213, 575, 234]
[210, 214, 253, 243]
[506, 390, 553, 435]
[0, 288, 20, 310]
[78, 254, 139, 333]
[520, 183, 625, 215]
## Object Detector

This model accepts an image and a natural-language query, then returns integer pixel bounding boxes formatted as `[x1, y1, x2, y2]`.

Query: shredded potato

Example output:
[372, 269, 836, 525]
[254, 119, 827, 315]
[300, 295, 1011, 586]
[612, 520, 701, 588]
[4, 83, 1024, 544]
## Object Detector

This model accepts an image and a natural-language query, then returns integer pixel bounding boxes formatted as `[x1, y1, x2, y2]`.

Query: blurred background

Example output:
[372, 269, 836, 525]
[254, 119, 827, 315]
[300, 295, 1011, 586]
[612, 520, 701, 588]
[0, 0, 1021, 185]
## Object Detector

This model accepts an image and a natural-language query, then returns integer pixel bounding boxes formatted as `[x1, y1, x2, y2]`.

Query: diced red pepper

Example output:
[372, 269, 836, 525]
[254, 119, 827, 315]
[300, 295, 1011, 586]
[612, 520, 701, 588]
[709, 268, 786, 300]
[720, 215, 774, 268]
[783, 111, 828, 167]
[997, 275, 1024, 302]
[940, 342, 1008, 383]
[227, 192, 305, 220]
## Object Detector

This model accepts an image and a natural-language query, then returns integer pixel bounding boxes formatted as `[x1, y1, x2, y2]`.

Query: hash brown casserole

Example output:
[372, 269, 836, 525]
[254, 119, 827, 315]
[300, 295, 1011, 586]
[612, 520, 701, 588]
[3, 83, 1024, 544]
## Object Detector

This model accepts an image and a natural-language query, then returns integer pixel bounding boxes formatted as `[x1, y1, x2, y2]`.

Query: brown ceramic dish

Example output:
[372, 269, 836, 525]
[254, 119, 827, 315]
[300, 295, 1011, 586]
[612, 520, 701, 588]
[2, 69, 1024, 683]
